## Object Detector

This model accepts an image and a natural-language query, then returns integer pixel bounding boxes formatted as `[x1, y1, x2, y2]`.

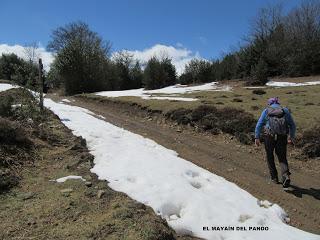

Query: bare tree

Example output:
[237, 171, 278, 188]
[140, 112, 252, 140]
[285, 0, 320, 41]
[250, 4, 283, 42]
[24, 42, 40, 64]
[113, 50, 134, 68]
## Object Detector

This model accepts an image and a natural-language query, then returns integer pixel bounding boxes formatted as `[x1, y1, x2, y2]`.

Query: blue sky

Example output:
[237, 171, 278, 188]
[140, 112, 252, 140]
[0, 0, 302, 72]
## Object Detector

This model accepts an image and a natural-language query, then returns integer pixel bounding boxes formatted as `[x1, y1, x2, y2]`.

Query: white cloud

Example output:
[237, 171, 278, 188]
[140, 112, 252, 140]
[116, 44, 202, 75]
[0, 44, 54, 71]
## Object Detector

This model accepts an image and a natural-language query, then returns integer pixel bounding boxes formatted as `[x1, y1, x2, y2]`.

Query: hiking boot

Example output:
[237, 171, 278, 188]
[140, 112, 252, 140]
[270, 178, 279, 184]
[282, 176, 291, 188]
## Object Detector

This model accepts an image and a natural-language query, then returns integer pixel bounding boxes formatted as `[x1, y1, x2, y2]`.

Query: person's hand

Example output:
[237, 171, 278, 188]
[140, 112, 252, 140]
[288, 137, 295, 145]
[255, 138, 261, 147]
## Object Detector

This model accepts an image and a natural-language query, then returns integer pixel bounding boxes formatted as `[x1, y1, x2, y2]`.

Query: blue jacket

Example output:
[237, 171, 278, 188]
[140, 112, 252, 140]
[255, 103, 296, 139]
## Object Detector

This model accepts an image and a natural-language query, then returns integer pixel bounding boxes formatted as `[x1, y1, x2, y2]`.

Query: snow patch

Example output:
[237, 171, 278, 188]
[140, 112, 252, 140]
[54, 175, 85, 183]
[244, 86, 267, 89]
[266, 81, 320, 87]
[44, 99, 319, 240]
[11, 104, 22, 109]
[61, 98, 71, 103]
[0, 83, 18, 92]
[95, 82, 231, 101]
[142, 96, 197, 101]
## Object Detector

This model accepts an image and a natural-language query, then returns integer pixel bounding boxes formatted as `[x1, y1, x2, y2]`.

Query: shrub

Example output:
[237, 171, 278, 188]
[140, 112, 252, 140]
[13, 101, 46, 124]
[296, 125, 320, 158]
[165, 108, 192, 124]
[218, 107, 256, 134]
[232, 98, 243, 102]
[0, 169, 19, 193]
[252, 89, 266, 95]
[165, 105, 256, 144]
[0, 118, 33, 193]
[0, 118, 31, 146]
[198, 114, 219, 131]
[191, 105, 217, 121]
[0, 94, 14, 117]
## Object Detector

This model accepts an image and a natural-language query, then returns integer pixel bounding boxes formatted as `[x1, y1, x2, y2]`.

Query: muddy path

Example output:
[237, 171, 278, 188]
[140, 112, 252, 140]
[49, 94, 320, 234]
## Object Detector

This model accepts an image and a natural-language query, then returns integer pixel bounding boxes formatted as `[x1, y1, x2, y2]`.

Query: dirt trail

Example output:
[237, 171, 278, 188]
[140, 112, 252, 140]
[1, 89, 199, 240]
[50, 94, 320, 235]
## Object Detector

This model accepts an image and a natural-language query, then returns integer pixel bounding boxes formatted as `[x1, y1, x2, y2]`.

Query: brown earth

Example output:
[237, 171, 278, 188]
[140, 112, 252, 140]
[47, 93, 320, 235]
[0, 89, 199, 240]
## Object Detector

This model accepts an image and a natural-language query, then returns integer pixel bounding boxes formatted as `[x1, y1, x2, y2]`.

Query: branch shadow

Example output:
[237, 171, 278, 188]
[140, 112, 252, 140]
[285, 184, 320, 200]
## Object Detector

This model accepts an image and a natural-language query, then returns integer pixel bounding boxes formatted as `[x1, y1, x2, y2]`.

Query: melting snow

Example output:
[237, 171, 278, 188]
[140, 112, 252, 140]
[266, 81, 320, 87]
[95, 82, 231, 101]
[55, 175, 85, 183]
[244, 86, 267, 89]
[44, 98, 319, 240]
[142, 96, 197, 101]
[0, 83, 18, 92]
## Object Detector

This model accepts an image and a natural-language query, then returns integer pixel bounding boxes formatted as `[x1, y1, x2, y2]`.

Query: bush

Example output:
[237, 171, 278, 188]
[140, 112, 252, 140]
[165, 108, 192, 125]
[296, 125, 320, 158]
[252, 89, 266, 95]
[0, 168, 19, 192]
[0, 118, 31, 146]
[191, 105, 217, 121]
[198, 114, 219, 131]
[0, 94, 14, 117]
[217, 107, 256, 135]
[165, 105, 256, 144]
[13, 101, 47, 124]
[232, 98, 243, 102]
[0, 118, 32, 193]
[0, 88, 48, 124]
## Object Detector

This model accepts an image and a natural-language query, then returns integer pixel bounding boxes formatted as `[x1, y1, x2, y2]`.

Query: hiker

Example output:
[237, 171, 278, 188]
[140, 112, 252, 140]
[255, 97, 296, 188]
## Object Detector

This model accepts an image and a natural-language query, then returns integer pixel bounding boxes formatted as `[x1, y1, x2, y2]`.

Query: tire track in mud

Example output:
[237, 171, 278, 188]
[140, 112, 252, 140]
[49, 95, 320, 235]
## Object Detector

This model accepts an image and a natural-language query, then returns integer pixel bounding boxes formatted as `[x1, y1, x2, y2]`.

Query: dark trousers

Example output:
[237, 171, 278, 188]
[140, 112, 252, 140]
[264, 134, 290, 181]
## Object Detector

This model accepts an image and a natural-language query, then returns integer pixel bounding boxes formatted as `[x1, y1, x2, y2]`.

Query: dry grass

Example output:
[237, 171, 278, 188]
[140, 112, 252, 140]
[270, 75, 320, 83]
[82, 83, 320, 132]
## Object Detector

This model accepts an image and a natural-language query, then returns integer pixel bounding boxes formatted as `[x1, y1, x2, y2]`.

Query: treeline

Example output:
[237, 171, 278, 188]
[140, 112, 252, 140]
[2, 1, 320, 94]
[0, 53, 38, 88]
[181, 1, 320, 85]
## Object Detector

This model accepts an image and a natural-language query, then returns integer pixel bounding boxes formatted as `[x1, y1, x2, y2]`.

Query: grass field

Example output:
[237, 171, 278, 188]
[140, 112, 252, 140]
[82, 81, 320, 133]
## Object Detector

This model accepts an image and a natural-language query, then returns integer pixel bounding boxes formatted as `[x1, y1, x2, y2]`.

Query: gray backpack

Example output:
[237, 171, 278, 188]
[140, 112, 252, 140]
[265, 107, 288, 136]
